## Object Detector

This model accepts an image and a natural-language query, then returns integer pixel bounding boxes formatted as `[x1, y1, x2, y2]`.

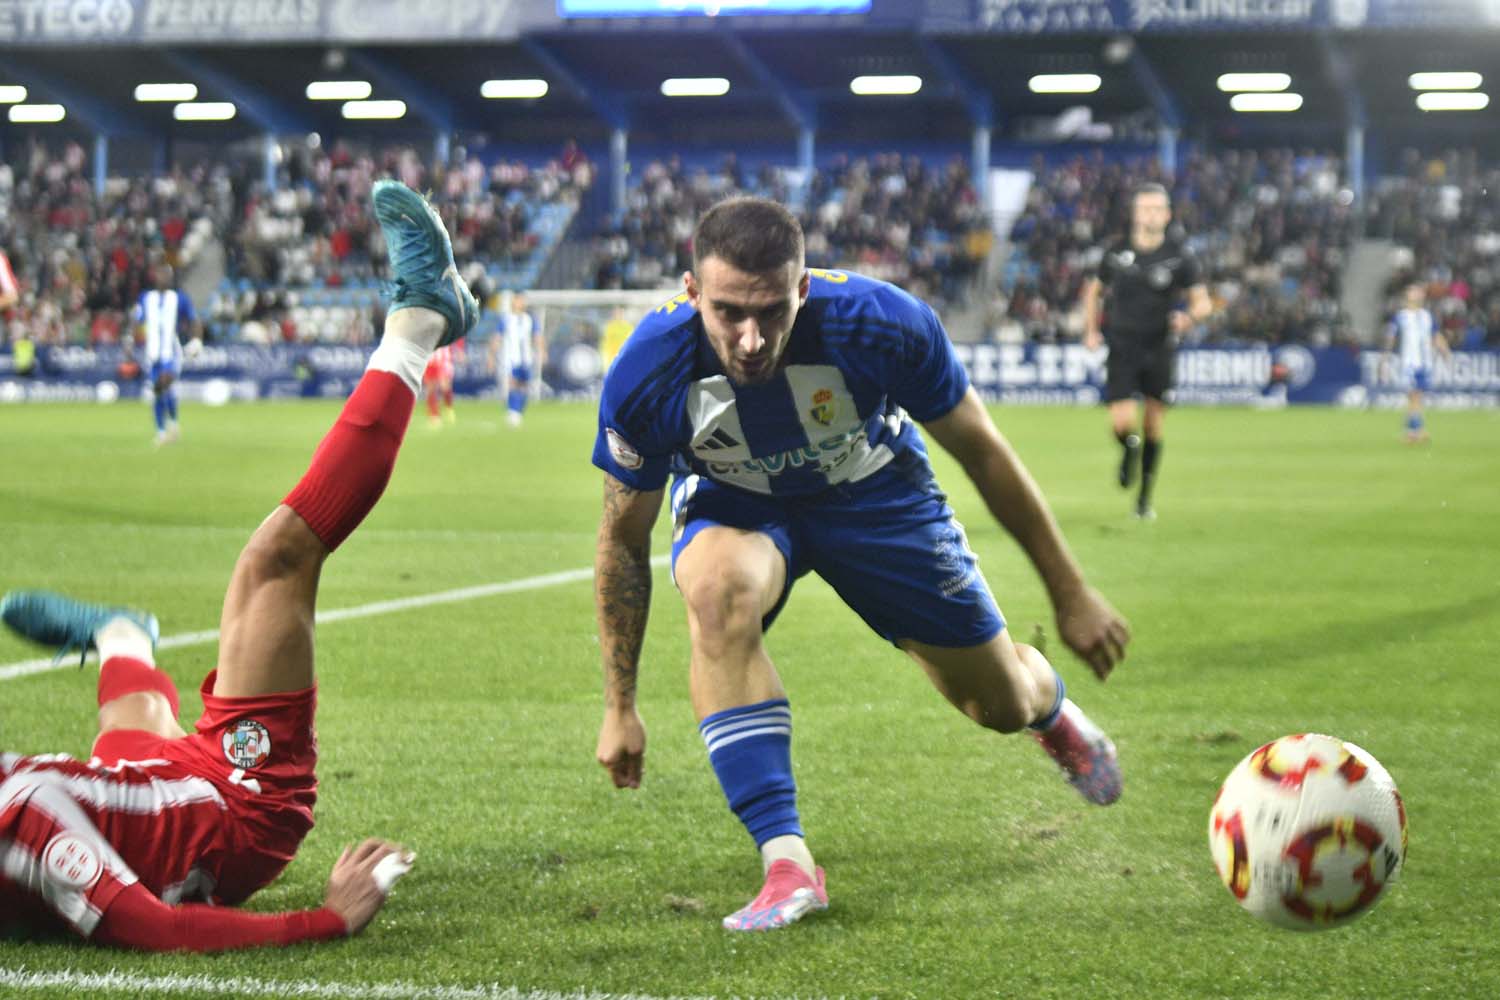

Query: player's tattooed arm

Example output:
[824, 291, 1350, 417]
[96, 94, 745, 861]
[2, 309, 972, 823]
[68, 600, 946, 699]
[595, 475, 664, 707]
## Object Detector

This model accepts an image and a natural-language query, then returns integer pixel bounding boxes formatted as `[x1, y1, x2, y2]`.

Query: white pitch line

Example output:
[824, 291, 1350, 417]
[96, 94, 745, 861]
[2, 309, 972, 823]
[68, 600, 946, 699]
[0, 967, 791, 1000]
[0, 557, 668, 684]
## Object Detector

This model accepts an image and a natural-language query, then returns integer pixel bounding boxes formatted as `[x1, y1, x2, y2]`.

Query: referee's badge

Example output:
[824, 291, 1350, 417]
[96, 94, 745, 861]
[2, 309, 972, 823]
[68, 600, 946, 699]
[1149, 265, 1173, 289]
[809, 388, 838, 427]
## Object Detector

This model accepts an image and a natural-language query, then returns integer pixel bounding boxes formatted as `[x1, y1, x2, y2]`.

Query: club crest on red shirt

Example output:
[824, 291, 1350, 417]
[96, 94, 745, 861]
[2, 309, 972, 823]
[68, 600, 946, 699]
[223, 720, 272, 769]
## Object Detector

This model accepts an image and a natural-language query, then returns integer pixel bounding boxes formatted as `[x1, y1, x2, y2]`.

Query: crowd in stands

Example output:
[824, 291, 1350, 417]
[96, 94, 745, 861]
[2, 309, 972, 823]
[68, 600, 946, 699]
[8, 136, 1500, 355]
[591, 152, 992, 313]
[1367, 148, 1500, 349]
[0, 141, 222, 350]
[1001, 148, 1357, 347]
[0, 139, 589, 351]
[232, 142, 589, 289]
[217, 141, 588, 343]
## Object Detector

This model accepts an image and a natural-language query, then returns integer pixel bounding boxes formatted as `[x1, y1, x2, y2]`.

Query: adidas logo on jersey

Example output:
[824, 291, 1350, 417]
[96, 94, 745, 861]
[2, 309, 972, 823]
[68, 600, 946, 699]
[697, 428, 742, 451]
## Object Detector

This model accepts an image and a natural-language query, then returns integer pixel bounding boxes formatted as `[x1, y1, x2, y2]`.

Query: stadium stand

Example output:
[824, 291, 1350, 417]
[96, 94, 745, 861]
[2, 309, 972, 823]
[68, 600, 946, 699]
[1001, 147, 1355, 347]
[0, 142, 220, 347]
[214, 142, 588, 344]
[8, 136, 1500, 356]
[1370, 148, 1500, 348]
[591, 151, 991, 313]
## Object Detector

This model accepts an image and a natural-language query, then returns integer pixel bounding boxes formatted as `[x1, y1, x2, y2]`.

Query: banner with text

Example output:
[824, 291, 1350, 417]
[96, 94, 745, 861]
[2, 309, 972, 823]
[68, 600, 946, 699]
[0, 0, 543, 45]
[950, 343, 1500, 409]
[972, 0, 1500, 31]
[3, 343, 1498, 409]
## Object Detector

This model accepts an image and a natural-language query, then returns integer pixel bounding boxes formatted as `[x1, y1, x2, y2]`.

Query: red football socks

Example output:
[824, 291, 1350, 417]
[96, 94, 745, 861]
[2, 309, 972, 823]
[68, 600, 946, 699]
[283, 369, 414, 551]
[98, 656, 180, 717]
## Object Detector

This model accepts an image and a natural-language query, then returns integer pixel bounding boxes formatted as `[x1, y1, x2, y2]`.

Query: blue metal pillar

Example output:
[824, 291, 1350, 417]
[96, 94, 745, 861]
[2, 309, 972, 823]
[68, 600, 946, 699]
[918, 38, 996, 212]
[154, 137, 170, 176]
[1158, 126, 1179, 179]
[797, 126, 815, 209]
[434, 130, 452, 170]
[610, 127, 628, 223]
[1319, 34, 1366, 213]
[971, 124, 992, 211]
[1347, 124, 1365, 208]
[93, 135, 108, 198]
[263, 134, 278, 190]
[1130, 48, 1183, 178]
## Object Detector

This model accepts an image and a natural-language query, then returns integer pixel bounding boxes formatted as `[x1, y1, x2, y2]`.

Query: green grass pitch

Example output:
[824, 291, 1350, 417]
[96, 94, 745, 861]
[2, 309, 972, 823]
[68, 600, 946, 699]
[1, 399, 1496, 999]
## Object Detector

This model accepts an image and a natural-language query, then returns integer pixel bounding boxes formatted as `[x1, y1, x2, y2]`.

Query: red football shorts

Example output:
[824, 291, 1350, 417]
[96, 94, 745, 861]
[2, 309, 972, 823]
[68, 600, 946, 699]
[90, 671, 318, 904]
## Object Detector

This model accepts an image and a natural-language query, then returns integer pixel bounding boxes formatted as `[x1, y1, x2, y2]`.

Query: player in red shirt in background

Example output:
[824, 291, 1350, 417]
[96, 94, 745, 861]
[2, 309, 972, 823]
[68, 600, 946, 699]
[0, 179, 478, 951]
[422, 341, 460, 427]
[0, 248, 18, 312]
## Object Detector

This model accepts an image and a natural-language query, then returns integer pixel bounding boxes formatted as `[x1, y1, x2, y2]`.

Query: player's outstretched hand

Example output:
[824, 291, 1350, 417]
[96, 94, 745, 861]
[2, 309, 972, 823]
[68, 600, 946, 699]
[325, 838, 414, 936]
[1055, 585, 1130, 681]
[597, 704, 646, 789]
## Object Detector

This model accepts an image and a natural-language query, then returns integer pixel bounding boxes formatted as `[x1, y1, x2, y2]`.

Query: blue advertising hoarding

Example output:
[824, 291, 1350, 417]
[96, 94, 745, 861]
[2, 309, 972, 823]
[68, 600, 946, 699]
[4, 343, 1499, 410]
[950, 343, 1500, 408]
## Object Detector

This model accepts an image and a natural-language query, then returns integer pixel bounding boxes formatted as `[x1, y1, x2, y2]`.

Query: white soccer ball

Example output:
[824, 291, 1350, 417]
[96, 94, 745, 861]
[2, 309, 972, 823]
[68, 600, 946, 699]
[1208, 733, 1407, 930]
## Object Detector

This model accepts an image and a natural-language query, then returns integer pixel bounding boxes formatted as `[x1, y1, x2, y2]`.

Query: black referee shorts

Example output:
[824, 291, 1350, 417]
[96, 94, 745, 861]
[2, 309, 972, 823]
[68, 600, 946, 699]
[1104, 345, 1175, 403]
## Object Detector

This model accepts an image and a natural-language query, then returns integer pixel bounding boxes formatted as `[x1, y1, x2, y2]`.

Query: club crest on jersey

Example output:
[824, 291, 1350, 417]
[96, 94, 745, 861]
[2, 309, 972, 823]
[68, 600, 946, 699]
[809, 388, 838, 427]
[606, 428, 644, 470]
[223, 720, 272, 769]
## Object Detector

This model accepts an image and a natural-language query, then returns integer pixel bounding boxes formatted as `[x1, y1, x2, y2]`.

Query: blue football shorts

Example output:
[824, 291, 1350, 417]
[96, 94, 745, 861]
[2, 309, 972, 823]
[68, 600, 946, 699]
[669, 449, 1006, 648]
[1399, 364, 1430, 392]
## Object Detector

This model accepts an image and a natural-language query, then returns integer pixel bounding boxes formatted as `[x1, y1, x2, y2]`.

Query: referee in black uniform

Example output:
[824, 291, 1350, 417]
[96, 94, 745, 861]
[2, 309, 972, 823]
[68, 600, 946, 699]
[1080, 183, 1211, 519]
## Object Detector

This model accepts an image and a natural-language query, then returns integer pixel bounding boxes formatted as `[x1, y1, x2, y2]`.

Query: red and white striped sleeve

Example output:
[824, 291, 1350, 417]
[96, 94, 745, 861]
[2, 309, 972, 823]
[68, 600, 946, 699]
[0, 765, 140, 937]
[1, 756, 345, 951]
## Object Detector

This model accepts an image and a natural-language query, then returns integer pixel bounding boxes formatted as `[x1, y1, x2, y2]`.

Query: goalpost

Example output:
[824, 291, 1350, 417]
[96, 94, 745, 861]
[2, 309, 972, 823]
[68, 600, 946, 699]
[511, 287, 678, 398]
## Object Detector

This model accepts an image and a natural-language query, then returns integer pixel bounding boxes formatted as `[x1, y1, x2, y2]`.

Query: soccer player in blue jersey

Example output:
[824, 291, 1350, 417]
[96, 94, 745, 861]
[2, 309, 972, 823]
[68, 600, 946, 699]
[1384, 283, 1449, 443]
[497, 292, 544, 427]
[133, 266, 200, 447]
[592, 198, 1131, 932]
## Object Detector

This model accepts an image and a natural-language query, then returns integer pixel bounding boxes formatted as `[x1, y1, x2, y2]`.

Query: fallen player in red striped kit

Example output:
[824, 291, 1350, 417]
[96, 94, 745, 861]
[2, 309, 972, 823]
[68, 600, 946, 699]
[0, 178, 477, 951]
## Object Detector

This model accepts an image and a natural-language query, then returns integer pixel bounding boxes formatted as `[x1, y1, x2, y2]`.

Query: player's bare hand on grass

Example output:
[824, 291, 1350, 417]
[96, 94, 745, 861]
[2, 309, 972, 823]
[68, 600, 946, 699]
[1055, 586, 1130, 680]
[597, 704, 646, 789]
[325, 838, 413, 935]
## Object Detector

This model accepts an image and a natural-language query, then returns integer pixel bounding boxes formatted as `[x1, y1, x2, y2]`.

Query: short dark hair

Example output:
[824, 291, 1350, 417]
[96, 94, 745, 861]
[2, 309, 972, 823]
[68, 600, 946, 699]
[692, 197, 804, 274]
[1133, 182, 1170, 203]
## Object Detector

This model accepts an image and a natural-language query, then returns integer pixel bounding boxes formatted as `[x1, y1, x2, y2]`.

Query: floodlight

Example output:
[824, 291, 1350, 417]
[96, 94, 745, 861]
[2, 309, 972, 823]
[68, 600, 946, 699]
[850, 75, 923, 96]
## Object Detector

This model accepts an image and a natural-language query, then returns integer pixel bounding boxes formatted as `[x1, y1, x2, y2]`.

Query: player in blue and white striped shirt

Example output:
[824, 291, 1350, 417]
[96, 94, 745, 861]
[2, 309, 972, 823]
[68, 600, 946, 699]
[133, 266, 199, 446]
[592, 198, 1130, 931]
[499, 292, 544, 427]
[1384, 283, 1450, 443]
